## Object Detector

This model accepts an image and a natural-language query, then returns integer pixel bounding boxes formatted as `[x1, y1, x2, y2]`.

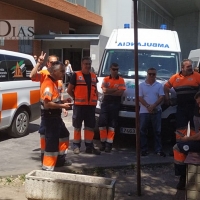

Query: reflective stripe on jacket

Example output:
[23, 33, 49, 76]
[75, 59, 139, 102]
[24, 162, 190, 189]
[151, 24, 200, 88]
[164, 72, 200, 104]
[74, 71, 97, 106]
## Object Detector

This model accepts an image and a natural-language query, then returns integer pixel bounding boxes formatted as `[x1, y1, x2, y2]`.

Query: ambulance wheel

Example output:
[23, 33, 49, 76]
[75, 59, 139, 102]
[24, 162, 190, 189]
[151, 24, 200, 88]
[94, 116, 100, 140]
[8, 109, 29, 138]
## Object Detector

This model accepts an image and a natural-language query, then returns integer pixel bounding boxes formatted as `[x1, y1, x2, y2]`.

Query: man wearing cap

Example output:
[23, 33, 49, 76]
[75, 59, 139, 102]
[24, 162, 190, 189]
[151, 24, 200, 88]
[98, 63, 126, 152]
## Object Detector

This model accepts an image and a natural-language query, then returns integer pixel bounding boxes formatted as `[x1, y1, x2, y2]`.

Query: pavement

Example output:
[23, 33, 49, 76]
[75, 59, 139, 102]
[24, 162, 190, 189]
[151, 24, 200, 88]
[0, 110, 174, 177]
[0, 111, 186, 200]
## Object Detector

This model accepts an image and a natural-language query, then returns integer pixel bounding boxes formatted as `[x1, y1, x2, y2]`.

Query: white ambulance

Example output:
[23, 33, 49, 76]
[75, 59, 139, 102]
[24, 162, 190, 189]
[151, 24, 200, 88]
[188, 49, 200, 68]
[0, 50, 40, 137]
[95, 28, 181, 137]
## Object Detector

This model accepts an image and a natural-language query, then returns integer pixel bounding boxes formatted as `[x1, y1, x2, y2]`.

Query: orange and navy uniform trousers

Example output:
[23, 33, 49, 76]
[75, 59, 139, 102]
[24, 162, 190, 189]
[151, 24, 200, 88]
[31, 70, 67, 165]
[165, 71, 200, 176]
[72, 71, 98, 149]
[173, 141, 200, 177]
[40, 75, 69, 171]
[98, 75, 126, 145]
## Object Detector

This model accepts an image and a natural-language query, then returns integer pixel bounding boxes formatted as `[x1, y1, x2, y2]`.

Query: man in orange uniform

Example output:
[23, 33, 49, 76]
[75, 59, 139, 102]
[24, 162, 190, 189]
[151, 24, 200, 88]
[67, 57, 100, 155]
[173, 92, 200, 190]
[164, 59, 200, 190]
[30, 52, 70, 166]
[98, 63, 126, 152]
[30, 51, 57, 83]
[40, 61, 71, 171]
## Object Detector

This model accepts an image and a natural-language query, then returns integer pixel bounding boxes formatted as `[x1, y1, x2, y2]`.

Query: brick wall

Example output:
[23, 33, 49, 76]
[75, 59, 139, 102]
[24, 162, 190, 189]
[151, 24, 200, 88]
[0, 2, 69, 54]
[33, 0, 102, 26]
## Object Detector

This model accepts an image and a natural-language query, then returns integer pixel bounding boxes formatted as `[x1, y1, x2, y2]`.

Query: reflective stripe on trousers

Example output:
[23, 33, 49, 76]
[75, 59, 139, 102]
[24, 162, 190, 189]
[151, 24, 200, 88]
[84, 126, 94, 143]
[42, 116, 70, 171]
[173, 144, 186, 165]
[99, 126, 115, 143]
[73, 128, 81, 144]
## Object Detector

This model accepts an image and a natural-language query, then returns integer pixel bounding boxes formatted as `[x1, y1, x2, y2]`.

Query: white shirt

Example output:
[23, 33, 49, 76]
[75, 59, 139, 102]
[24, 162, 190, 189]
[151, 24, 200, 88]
[66, 64, 72, 74]
[139, 80, 164, 113]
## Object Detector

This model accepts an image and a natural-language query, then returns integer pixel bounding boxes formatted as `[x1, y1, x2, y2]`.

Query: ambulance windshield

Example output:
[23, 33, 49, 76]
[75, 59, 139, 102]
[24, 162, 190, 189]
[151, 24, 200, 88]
[100, 50, 180, 80]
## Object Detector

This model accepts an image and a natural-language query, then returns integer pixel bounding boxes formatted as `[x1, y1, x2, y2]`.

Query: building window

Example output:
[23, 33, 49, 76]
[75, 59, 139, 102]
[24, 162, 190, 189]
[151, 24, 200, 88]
[86, 0, 100, 14]
[18, 39, 32, 54]
[138, 1, 174, 29]
[66, 0, 101, 15]
[0, 37, 4, 46]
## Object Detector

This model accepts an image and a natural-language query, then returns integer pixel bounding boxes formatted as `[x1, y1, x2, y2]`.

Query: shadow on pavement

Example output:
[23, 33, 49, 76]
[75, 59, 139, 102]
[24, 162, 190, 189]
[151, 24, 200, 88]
[0, 122, 39, 142]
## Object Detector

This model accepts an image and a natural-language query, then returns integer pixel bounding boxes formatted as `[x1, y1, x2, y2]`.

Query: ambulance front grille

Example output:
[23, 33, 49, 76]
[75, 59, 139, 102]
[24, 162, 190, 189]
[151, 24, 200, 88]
[120, 105, 136, 112]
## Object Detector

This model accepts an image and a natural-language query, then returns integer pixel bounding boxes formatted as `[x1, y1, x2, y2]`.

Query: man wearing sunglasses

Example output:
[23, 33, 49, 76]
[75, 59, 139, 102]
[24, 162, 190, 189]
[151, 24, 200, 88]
[139, 67, 166, 158]
[67, 57, 100, 155]
[40, 61, 71, 171]
[164, 59, 200, 190]
[98, 63, 126, 153]
[30, 52, 71, 167]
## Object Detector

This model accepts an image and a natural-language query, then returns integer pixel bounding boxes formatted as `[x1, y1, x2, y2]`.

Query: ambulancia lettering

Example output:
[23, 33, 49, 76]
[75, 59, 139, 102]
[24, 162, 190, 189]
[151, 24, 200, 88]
[117, 42, 169, 48]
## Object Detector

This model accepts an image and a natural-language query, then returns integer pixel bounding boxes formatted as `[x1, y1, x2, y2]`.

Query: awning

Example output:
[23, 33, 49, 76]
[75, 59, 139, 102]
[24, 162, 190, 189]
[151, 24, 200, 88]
[34, 34, 99, 41]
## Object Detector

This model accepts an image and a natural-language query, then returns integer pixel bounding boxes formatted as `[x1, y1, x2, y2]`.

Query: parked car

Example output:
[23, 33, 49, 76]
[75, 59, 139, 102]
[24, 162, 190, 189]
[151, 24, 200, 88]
[0, 49, 40, 137]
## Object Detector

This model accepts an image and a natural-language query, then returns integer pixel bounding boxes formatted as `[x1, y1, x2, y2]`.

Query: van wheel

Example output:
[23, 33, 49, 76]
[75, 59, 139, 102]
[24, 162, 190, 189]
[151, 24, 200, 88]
[8, 109, 29, 138]
[94, 116, 100, 140]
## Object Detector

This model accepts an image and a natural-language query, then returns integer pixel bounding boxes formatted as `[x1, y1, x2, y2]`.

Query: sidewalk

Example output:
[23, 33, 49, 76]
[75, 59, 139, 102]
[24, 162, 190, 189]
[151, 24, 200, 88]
[0, 111, 174, 177]
[0, 111, 185, 200]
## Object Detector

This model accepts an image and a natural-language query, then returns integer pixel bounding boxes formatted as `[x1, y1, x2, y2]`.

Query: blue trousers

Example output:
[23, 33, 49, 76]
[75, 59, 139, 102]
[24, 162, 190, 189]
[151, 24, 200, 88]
[140, 110, 162, 153]
[98, 101, 120, 128]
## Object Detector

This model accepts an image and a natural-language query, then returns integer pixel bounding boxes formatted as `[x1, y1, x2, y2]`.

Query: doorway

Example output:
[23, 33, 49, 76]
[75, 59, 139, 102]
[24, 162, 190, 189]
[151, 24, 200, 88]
[63, 48, 82, 71]
[63, 48, 90, 71]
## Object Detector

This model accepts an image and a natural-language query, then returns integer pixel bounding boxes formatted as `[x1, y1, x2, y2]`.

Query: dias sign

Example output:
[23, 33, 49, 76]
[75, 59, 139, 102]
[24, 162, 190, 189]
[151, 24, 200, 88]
[0, 20, 34, 40]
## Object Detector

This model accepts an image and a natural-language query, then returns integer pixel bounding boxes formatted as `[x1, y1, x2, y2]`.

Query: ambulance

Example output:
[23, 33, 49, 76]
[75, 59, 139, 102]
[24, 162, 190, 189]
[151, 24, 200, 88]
[0, 50, 40, 137]
[95, 27, 181, 137]
[188, 49, 200, 69]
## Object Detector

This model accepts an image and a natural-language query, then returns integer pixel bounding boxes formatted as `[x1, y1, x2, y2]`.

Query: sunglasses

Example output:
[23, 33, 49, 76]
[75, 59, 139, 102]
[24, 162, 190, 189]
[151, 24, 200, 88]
[111, 68, 119, 71]
[49, 61, 62, 65]
[83, 63, 91, 65]
[148, 73, 156, 76]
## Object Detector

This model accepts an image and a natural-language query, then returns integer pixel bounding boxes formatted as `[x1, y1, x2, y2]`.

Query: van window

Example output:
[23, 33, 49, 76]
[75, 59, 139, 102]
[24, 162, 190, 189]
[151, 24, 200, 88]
[100, 50, 179, 79]
[5, 55, 33, 81]
[0, 54, 8, 82]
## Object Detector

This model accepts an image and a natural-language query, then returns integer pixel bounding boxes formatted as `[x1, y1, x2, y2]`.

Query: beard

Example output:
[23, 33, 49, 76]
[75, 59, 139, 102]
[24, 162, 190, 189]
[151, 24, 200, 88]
[186, 68, 193, 74]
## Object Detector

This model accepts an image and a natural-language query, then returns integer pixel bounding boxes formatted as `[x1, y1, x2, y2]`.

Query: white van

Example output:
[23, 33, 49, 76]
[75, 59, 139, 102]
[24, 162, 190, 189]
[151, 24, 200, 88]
[0, 50, 40, 137]
[188, 49, 200, 68]
[95, 28, 181, 136]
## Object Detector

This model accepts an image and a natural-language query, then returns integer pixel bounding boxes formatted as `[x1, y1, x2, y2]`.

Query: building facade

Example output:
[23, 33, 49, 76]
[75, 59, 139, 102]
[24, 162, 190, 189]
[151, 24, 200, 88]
[0, 0, 102, 71]
[1, 0, 200, 71]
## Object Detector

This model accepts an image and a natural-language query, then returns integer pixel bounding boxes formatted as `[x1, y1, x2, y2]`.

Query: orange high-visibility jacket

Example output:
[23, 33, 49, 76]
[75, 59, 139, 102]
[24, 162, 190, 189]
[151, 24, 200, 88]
[74, 71, 97, 106]
[165, 71, 200, 104]
[40, 76, 61, 104]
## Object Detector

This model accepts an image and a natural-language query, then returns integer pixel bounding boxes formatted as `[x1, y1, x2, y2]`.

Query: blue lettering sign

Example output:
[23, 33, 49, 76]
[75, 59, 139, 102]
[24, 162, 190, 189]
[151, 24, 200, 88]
[158, 44, 164, 48]
[117, 42, 170, 48]
[141, 43, 146, 46]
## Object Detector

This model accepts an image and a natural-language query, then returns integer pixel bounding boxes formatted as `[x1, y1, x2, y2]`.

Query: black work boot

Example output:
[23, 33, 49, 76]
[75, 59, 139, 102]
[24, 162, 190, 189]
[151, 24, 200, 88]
[100, 142, 106, 151]
[105, 142, 112, 153]
[176, 176, 186, 190]
[85, 147, 101, 155]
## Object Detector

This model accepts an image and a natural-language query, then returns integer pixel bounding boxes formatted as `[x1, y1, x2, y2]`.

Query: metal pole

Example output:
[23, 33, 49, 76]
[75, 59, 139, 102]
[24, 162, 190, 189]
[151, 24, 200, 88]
[133, 0, 141, 196]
